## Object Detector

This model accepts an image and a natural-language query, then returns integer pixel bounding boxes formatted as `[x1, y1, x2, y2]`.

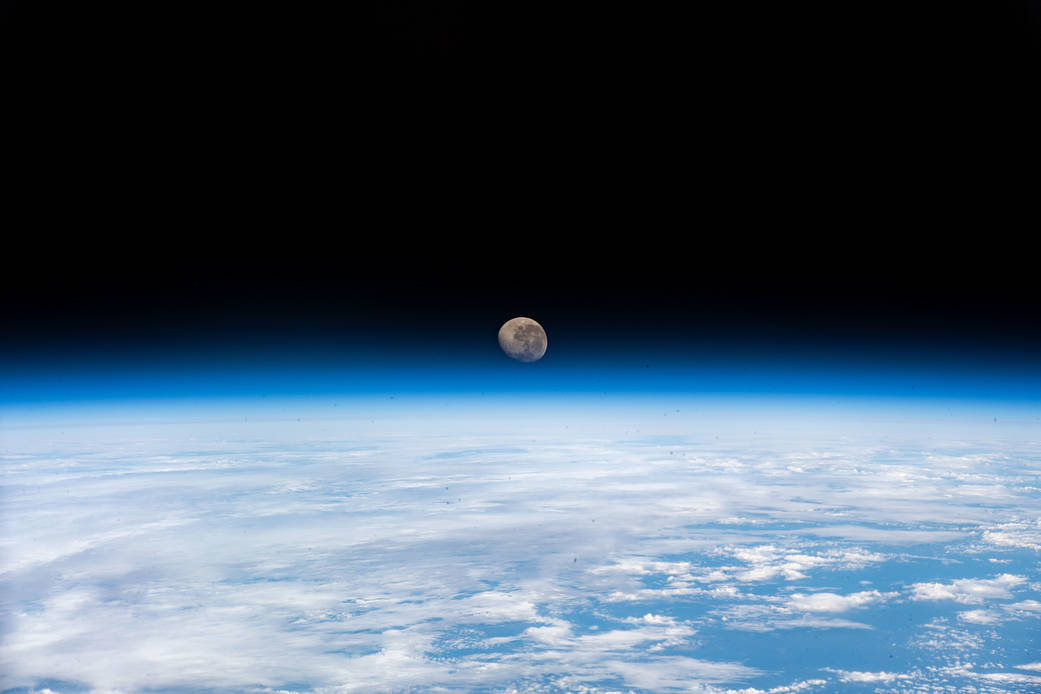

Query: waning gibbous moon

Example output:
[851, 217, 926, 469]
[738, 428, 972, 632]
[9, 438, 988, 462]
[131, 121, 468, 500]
[498, 317, 547, 362]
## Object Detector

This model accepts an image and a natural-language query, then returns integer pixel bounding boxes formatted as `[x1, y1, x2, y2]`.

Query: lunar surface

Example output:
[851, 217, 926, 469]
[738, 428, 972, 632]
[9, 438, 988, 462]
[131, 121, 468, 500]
[498, 317, 548, 362]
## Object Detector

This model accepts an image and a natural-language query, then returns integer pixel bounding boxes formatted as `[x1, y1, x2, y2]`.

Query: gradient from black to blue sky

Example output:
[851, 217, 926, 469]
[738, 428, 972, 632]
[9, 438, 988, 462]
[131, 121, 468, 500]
[3, 264, 1040, 404]
[1, 2, 1038, 405]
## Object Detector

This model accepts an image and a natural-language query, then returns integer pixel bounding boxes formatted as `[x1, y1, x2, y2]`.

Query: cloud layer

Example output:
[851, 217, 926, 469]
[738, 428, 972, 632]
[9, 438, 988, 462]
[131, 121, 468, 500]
[2, 398, 1040, 693]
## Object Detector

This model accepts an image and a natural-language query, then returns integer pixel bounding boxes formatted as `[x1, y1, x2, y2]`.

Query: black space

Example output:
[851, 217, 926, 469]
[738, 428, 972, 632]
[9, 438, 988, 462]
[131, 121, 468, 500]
[3, 247, 1040, 369]
[2, 1, 1039, 367]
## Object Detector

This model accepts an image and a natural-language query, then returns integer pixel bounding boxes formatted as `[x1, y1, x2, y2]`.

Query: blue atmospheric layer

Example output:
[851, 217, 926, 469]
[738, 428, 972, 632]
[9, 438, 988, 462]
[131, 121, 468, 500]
[2, 347, 1040, 404]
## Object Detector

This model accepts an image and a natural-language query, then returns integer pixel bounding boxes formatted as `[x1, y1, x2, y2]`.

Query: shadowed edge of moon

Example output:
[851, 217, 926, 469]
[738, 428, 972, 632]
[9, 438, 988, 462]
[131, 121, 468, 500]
[498, 317, 547, 362]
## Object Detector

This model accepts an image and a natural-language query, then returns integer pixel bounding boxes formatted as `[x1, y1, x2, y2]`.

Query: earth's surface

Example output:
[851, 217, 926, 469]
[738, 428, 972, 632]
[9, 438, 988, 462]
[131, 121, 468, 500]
[2, 396, 1040, 693]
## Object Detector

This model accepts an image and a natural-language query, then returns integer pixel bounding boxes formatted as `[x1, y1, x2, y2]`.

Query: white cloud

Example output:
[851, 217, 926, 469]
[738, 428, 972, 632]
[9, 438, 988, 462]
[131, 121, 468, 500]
[957, 609, 1001, 624]
[590, 558, 691, 576]
[924, 663, 1041, 688]
[713, 678, 829, 693]
[707, 584, 743, 599]
[909, 574, 1026, 604]
[715, 603, 873, 632]
[823, 668, 911, 683]
[522, 623, 573, 646]
[913, 620, 984, 654]
[719, 545, 886, 584]
[787, 590, 893, 613]
[784, 617, 874, 630]
[981, 519, 1041, 550]
[978, 672, 1041, 684]
[966, 598, 1041, 625]
[457, 590, 540, 623]
[700, 569, 731, 582]
[604, 586, 702, 602]
[600, 657, 760, 690]
[1005, 599, 1041, 614]
[626, 613, 677, 625]
[711, 587, 894, 632]
[738, 565, 803, 582]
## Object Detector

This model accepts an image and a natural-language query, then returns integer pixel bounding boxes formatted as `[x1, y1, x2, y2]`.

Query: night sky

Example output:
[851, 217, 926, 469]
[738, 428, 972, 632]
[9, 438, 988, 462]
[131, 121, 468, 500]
[2, 1, 1038, 402]
[3, 248, 1040, 402]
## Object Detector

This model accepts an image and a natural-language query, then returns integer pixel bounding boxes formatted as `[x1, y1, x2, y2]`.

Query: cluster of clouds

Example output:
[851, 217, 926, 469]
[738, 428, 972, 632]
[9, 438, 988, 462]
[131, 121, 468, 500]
[910, 574, 1027, 604]
[593, 545, 889, 605]
[2, 403, 1040, 693]
[981, 518, 1041, 551]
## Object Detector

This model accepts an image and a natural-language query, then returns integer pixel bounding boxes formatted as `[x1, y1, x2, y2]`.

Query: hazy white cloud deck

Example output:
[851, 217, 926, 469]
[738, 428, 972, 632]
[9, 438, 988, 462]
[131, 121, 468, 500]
[2, 397, 1040, 693]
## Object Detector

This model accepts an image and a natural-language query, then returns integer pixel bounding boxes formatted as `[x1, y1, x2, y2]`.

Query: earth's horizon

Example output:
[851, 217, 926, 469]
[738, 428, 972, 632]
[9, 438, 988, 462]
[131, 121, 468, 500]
[2, 395, 1039, 693]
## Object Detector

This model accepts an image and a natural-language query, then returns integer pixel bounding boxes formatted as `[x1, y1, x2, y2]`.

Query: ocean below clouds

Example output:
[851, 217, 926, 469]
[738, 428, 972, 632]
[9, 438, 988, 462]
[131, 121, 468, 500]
[2, 395, 1040, 693]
